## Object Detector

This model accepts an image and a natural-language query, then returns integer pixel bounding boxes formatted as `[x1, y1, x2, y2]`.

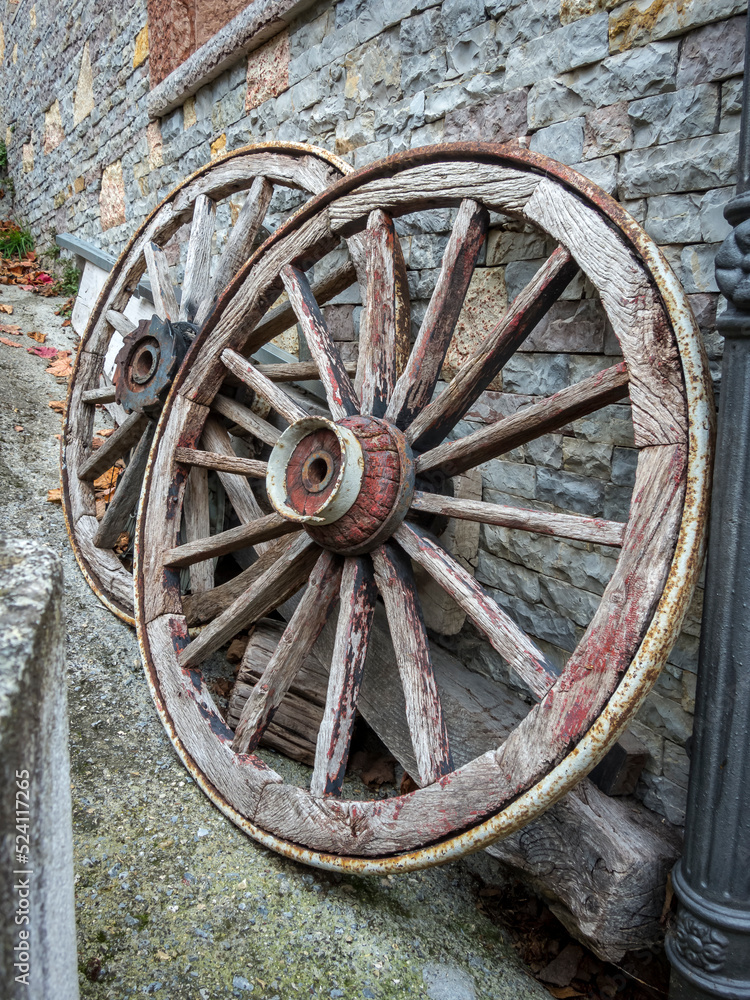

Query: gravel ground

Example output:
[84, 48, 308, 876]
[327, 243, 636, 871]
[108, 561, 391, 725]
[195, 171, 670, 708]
[0, 285, 548, 1000]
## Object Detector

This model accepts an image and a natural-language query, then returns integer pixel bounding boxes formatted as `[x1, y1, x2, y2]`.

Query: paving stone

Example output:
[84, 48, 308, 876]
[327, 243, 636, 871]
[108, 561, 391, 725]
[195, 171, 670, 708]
[609, 0, 745, 53]
[444, 88, 528, 143]
[645, 193, 702, 244]
[619, 131, 739, 197]
[628, 83, 720, 149]
[582, 101, 632, 158]
[529, 116, 585, 164]
[677, 15, 746, 87]
[505, 13, 609, 90]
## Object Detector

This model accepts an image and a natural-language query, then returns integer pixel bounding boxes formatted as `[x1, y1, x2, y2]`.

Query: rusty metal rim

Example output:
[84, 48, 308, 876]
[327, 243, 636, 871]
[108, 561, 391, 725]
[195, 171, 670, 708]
[62, 141, 353, 627]
[134, 145, 713, 872]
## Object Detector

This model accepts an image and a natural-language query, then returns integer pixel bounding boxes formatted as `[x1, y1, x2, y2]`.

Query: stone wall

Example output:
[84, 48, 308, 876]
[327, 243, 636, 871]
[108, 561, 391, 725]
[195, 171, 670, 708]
[0, 0, 743, 827]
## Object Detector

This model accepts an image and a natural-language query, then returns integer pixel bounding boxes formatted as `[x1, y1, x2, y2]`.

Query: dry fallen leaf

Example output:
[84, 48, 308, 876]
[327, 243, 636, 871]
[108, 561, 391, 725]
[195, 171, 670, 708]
[0, 336, 23, 348]
[27, 331, 46, 343]
[0, 323, 21, 335]
[30, 345, 59, 359]
[226, 636, 249, 664]
[47, 488, 63, 504]
[48, 400, 65, 414]
[0, 303, 13, 314]
[14, 424, 24, 432]
[114, 532, 130, 555]
[96, 427, 115, 438]
[547, 989, 584, 999]
[45, 350, 73, 378]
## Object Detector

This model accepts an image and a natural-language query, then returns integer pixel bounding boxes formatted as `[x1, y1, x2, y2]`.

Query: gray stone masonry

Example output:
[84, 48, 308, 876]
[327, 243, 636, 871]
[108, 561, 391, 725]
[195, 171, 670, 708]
[0, 0, 741, 826]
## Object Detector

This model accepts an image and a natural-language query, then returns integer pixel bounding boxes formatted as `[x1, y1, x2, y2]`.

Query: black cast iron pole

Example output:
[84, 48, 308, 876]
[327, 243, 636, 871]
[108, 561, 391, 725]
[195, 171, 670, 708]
[666, 8, 750, 998]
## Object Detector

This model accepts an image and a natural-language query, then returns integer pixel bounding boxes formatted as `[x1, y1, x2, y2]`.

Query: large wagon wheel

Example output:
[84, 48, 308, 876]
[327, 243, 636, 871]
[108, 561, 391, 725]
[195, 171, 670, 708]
[135, 145, 713, 872]
[62, 142, 357, 625]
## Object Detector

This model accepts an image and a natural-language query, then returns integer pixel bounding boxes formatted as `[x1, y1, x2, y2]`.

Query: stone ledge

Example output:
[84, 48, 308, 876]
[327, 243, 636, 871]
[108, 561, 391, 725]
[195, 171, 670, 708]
[147, 0, 317, 120]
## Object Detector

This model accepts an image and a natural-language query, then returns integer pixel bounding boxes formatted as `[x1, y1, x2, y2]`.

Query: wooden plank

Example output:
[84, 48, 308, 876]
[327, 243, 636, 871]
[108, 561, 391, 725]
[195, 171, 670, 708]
[221, 348, 308, 425]
[416, 362, 630, 478]
[410, 491, 626, 547]
[195, 175, 274, 328]
[174, 447, 267, 479]
[93, 420, 155, 548]
[355, 210, 410, 418]
[164, 512, 298, 568]
[407, 247, 579, 452]
[105, 309, 137, 336]
[371, 541, 453, 786]
[232, 551, 342, 754]
[211, 393, 281, 445]
[524, 177, 687, 446]
[77, 410, 149, 482]
[183, 466, 213, 595]
[143, 241, 179, 321]
[82, 384, 117, 405]
[254, 360, 357, 383]
[75, 513, 137, 610]
[280, 264, 359, 419]
[310, 556, 377, 798]
[178, 533, 320, 669]
[386, 198, 489, 429]
[396, 522, 557, 701]
[179, 194, 216, 324]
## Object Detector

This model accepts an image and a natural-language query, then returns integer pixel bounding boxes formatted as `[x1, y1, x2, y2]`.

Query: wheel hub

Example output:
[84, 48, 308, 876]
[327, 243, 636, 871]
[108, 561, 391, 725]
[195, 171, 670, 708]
[267, 414, 415, 554]
[113, 315, 194, 414]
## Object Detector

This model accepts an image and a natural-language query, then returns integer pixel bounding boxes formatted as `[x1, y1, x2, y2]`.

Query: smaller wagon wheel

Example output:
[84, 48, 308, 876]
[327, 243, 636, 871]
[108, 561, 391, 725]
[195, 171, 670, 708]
[62, 142, 357, 625]
[135, 145, 713, 872]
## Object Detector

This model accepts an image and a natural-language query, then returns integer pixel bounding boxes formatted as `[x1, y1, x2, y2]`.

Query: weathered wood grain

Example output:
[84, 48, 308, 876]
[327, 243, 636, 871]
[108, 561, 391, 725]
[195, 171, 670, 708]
[174, 447, 267, 479]
[144, 241, 179, 322]
[93, 420, 155, 549]
[82, 384, 118, 405]
[254, 360, 357, 383]
[183, 466, 213, 595]
[355, 210, 410, 418]
[164, 512, 297, 568]
[410, 491, 626, 547]
[232, 551, 342, 754]
[371, 541, 453, 786]
[105, 310, 137, 336]
[416, 362, 630, 478]
[77, 410, 150, 482]
[524, 178, 687, 446]
[211, 393, 281, 446]
[280, 264, 359, 419]
[396, 522, 557, 700]
[386, 198, 489, 429]
[75, 513, 135, 610]
[407, 247, 579, 452]
[310, 556, 377, 797]
[180, 194, 216, 324]
[221, 348, 308, 425]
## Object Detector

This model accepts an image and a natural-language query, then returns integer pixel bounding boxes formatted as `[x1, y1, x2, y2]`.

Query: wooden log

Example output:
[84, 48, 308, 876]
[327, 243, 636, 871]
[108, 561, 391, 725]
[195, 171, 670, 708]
[407, 247, 579, 452]
[174, 447, 267, 479]
[211, 393, 281, 446]
[280, 264, 359, 419]
[77, 410, 149, 482]
[386, 198, 489, 429]
[105, 310, 137, 336]
[221, 348, 308, 425]
[410, 492, 626, 547]
[93, 420, 155, 549]
[82, 385, 118, 405]
[396, 522, 557, 701]
[164, 512, 298, 568]
[416, 362, 630, 478]
[232, 551, 342, 753]
[183, 466, 213, 594]
[179, 194, 216, 324]
[371, 541, 453, 785]
[143, 241, 179, 321]
[355, 210, 410, 418]
[310, 556, 377, 797]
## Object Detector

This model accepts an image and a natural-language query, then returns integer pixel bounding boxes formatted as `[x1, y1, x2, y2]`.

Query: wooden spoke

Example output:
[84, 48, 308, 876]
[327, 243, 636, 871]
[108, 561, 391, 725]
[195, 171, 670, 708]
[200, 418, 269, 535]
[417, 362, 630, 478]
[105, 310, 137, 336]
[254, 360, 357, 383]
[194, 176, 274, 328]
[280, 264, 359, 419]
[211, 393, 281, 446]
[310, 556, 377, 798]
[143, 241, 179, 322]
[371, 541, 452, 785]
[183, 466, 213, 594]
[386, 199, 489, 429]
[174, 447, 267, 479]
[77, 410, 150, 482]
[356, 210, 410, 418]
[93, 420, 156, 548]
[396, 523, 557, 701]
[179, 194, 216, 324]
[407, 247, 580, 452]
[179, 534, 321, 669]
[410, 491, 626, 547]
[164, 512, 297, 569]
[221, 348, 308, 425]
[231, 551, 342, 754]
[249, 258, 358, 346]
[82, 385, 117, 405]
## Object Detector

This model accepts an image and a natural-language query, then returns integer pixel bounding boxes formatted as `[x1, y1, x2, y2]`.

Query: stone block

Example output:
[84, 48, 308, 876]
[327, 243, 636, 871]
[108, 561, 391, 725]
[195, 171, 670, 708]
[482, 458, 537, 499]
[529, 116, 585, 164]
[569, 154, 618, 193]
[503, 353, 570, 395]
[528, 78, 591, 129]
[146, 0, 194, 86]
[609, 0, 745, 53]
[720, 76, 742, 132]
[681, 670, 697, 713]
[323, 304, 356, 341]
[700, 186, 733, 243]
[442, 266, 507, 386]
[505, 257, 584, 300]
[246, 30, 290, 112]
[505, 13, 609, 90]
[409, 234, 450, 270]
[194, 0, 249, 48]
[539, 573, 600, 627]
[486, 228, 548, 265]
[603, 482, 633, 520]
[476, 550, 542, 603]
[133, 24, 149, 69]
[489, 584, 580, 651]
[410, 119, 445, 147]
[444, 87, 528, 143]
[618, 131, 739, 197]
[43, 100, 65, 154]
[680, 243, 722, 293]
[519, 299, 606, 353]
[662, 740, 690, 789]
[562, 39, 679, 108]
[563, 438, 612, 479]
[676, 15, 746, 87]
[560, 0, 620, 25]
[100, 159, 126, 231]
[73, 40, 95, 126]
[639, 772, 687, 826]
[536, 466, 607, 516]
[628, 84, 720, 148]
[442, 0, 487, 36]
[400, 9, 447, 93]
[526, 433, 564, 470]
[344, 27, 401, 104]
[645, 193, 702, 244]
[183, 95, 197, 129]
[447, 21, 498, 76]
[335, 113, 375, 155]
[611, 445, 638, 486]
[638, 690, 693, 745]
[583, 101, 632, 158]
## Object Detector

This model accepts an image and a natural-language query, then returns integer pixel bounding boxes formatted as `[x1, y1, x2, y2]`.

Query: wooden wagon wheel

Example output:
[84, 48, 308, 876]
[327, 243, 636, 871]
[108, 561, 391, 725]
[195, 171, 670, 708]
[135, 144, 713, 872]
[62, 142, 358, 625]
